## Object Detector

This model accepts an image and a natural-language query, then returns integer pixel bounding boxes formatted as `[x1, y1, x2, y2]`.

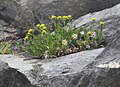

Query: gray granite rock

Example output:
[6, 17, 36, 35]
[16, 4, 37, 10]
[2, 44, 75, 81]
[0, 25, 17, 41]
[0, 20, 8, 26]
[0, 60, 33, 87]
[0, 48, 104, 86]
[0, 0, 34, 29]
[27, 0, 120, 24]
[74, 27, 120, 87]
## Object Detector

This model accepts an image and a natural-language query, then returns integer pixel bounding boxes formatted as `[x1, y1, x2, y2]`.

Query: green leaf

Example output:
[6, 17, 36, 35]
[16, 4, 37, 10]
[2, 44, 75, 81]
[76, 40, 83, 46]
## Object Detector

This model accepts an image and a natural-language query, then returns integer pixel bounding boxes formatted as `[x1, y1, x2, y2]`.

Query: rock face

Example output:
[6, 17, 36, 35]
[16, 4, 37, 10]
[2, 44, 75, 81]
[0, 61, 33, 87]
[74, 3, 120, 44]
[0, 0, 120, 29]
[0, 25, 18, 41]
[0, 48, 104, 87]
[27, 0, 120, 23]
[75, 28, 120, 87]
[0, 0, 34, 29]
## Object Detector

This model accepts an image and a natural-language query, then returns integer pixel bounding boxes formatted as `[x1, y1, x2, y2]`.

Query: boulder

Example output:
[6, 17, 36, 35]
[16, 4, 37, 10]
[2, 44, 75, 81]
[0, 0, 34, 29]
[74, 27, 120, 87]
[0, 25, 21, 43]
[0, 20, 8, 26]
[0, 48, 104, 87]
[74, 3, 120, 44]
[0, 60, 33, 87]
[27, 0, 120, 23]
[1, 0, 120, 29]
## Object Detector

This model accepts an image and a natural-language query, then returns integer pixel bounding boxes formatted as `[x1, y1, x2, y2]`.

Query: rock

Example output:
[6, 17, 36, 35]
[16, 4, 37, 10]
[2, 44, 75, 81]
[0, 25, 18, 41]
[0, 60, 33, 87]
[0, 20, 8, 26]
[27, 0, 120, 24]
[1, 0, 120, 29]
[0, 0, 35, 29]
[74, 27, 120, 87]
[74, 3, 120, 44]
[0, 48, 104, 86]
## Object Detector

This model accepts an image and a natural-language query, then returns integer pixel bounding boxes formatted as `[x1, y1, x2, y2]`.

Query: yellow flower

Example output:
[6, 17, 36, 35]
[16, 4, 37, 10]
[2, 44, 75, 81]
[99, 22, 104, 25]
[63, 16, 68, 20]
[28, 29, 33, 34]
[87, 31, 92, 35]
[72, 33, 78, 40]
[24, 36, 28, 41]
[92, 18, 96, 21]
[67, 15, 72, 20]
[28, 29, 33, 32]
[57, 16, 62, 20]
[40, 24, 45, 28]
[42, 26, 47, 30]
[46, 46, 49, 49]
[36, 24, 41, 28]
[51, 15, 56, 19]
[27, 32, 31, 35]
[62, 39, 68, 46]
[42, 30, 46, 34]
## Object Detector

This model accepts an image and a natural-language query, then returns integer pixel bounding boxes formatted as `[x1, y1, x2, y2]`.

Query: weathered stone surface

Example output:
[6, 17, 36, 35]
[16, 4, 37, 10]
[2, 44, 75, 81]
[1, 0, 120, 29]
[0, 60, 33, 87]
[27, 0, 120, 24]
[0, 48, 104, 86]
[74, 28, 120, 87]
[0, 20, 8, 25]
[0, 25, 18, 41]
[74, 3, 120, 44]
[0, 0, 34, 29]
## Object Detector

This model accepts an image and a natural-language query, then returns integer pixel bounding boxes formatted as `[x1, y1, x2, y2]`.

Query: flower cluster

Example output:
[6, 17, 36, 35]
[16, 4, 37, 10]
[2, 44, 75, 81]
[51, 15, 72, 20]
[23, 16, 105, 59]
[62, 39, 68, 46]
[36, 23, 47, 34]
[24, 29, 33, 41]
